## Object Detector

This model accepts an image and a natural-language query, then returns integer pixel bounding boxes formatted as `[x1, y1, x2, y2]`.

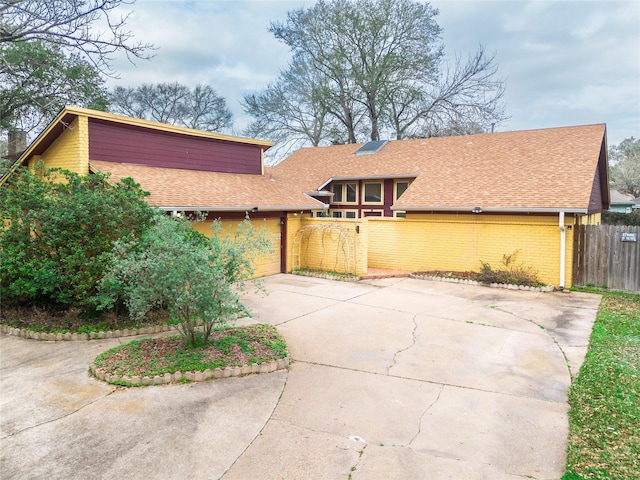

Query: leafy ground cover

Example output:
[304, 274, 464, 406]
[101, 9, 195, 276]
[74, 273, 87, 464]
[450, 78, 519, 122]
[563, 290, 640, 479]
[91, 324, 287, 379]
[0, 305, 172, 334]
[292, 268, 361, 282]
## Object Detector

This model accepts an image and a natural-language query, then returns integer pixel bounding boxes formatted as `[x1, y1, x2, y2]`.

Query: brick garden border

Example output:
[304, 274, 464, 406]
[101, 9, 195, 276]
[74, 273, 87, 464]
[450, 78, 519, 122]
[89, 357, 291, 387]
[0, 323, 177, 341]
[409, 273, 555, 292]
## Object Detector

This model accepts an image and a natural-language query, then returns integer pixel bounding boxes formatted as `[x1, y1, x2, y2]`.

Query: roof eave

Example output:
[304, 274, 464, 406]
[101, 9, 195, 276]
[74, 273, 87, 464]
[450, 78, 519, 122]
[318, 174, 419, 190]
[395, 206, 589, 214]
[157, 205, 326, 213]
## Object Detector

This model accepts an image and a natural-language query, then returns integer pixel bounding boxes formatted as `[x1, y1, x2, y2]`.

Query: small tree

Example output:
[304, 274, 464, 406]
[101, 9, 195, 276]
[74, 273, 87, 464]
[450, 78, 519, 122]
[0, 164, 154, 308]
[97, 214, 274, 345]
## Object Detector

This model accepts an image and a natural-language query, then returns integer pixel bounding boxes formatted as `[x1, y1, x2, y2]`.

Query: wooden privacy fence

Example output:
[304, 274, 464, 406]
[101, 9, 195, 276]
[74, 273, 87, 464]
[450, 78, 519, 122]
[573, 225, 640, 292]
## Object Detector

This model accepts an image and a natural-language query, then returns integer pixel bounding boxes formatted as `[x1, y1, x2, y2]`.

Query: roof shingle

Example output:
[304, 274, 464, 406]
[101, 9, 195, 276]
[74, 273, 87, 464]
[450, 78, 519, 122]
[271, 124, 607, 211]
[90, 161, 324, 211]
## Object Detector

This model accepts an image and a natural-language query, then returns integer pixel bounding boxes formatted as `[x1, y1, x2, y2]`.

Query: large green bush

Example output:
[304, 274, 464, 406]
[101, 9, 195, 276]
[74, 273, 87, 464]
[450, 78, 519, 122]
[96, 214, 274, 345]
[0, 164, 154, 308]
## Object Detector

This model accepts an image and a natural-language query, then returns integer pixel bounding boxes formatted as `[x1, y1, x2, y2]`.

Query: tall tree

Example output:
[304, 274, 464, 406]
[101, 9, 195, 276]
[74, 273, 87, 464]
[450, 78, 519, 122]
[0, 0, 152, 75]
[0, 0, 151, 138]
[110, 82, 233, 132]
[243, 55, 344, 161]
[609, 137, 640, 198]
[0, 40, 108, 134]
[245, 0, 506, 157]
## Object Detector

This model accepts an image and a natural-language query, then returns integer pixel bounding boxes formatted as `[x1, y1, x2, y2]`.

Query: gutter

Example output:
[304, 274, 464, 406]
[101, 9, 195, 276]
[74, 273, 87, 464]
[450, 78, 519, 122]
[559, 212, 566, 290]
[158, 204, 328, 214]
[395, 205, 588, 214]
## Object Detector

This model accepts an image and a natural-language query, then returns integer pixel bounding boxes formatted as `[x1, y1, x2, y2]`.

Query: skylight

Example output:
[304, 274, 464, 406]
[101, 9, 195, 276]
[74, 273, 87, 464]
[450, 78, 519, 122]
[354, 140, 388, 155]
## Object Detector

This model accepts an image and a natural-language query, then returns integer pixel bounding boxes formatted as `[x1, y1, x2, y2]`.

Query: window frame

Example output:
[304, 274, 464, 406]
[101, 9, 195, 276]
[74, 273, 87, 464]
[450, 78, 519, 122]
[362, 181, 384, 205]
[362, 209, 384, 217]
[330, 182, 359, 205]
[329, 209, 359, 218]
[394, 180, 411, 201]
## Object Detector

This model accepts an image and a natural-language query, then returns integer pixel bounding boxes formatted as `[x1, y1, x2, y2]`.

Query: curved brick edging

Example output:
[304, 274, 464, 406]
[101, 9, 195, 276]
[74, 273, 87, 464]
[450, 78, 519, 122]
[0, 323, 177, 341]
[409, 274, 555, 292]
[89, 357, 291, 387]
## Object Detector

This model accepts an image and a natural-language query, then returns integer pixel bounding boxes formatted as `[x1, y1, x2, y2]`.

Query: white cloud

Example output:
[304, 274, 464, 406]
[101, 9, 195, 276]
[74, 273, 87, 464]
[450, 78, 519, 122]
[106, 0, 639, 145]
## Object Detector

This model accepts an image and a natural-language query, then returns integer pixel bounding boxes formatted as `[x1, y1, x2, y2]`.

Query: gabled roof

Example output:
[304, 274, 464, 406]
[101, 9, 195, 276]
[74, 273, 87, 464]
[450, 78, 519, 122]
[271, 124, 609, 213]
[24, 106, 273, 159]
[91, 161, 324, 212]
[610, 189, 635, 205]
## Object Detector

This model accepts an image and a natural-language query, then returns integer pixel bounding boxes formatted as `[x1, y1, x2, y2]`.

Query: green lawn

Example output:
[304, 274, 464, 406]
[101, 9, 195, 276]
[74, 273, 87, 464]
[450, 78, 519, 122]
[563, 290, 640, 479]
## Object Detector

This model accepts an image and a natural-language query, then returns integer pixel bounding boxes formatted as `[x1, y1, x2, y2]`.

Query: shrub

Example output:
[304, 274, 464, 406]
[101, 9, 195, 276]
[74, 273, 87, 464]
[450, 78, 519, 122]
[602, 210, 640, 226]
[0, 164, 154, 309]
[96, 214, 273, 346]
[476, 251, 541, 286]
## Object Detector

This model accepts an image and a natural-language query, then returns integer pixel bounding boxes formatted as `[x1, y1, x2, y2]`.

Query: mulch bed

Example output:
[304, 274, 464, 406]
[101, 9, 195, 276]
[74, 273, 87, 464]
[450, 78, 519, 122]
[92, 324, 287, 378]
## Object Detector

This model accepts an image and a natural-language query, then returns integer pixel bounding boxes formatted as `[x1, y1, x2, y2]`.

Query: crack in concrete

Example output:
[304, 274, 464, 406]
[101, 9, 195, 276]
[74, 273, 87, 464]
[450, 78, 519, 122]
[347, 442, 368, 479]
[294, 360, 566, 404]
[387, 314, 418, 375]
[0, 388, 117, 439]
[491, 305, 577, 381]
[219, 373, 289, 479]
[408, 384, 444, 447]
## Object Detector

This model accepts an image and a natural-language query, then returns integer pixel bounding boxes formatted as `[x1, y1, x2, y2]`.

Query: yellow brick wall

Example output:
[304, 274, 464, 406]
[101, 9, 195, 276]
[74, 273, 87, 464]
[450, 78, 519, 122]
[578, 212, 602, 225]
[28, 117, 89, 175]
[191, 216, 281, 278]
[367, 213, 573, 288]
[287, 216, 368, 276]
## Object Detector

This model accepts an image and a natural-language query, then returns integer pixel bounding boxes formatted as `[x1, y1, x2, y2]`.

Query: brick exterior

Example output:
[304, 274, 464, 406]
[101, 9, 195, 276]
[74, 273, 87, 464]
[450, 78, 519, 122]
[190, 216, 282, 278]
[28, 117, 89, 175]
[287, 216, 368, 276]
[284, 213, 599, 288]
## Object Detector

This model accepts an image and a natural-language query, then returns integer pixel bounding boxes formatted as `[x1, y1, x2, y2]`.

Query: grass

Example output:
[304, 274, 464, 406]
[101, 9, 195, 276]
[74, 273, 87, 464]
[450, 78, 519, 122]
[90, 324, 288, 382]
[562, 289, 640, 479]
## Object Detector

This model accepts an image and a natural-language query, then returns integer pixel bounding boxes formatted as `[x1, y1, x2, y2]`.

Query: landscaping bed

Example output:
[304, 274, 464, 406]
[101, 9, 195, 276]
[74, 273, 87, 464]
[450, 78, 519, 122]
[89, 324, 289, 386]
[0, 304, 173, 337]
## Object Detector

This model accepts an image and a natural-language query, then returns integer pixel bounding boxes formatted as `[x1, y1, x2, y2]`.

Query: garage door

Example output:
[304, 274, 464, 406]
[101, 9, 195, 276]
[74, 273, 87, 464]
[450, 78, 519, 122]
[190, 217, 282, 278]
[253, 216, 282, 277]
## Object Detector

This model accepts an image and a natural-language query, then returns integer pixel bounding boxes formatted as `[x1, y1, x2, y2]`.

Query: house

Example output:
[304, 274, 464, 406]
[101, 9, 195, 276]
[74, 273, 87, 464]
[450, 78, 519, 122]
[609, 189, 636, 213]
[4, 106, 609, 288]
[270, 124, 610, 288]
[2, 106, 326, 276]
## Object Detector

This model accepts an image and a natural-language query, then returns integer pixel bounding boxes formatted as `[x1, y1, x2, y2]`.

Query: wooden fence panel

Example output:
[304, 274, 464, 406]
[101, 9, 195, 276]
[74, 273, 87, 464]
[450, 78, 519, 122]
[573, 225, 640, 292]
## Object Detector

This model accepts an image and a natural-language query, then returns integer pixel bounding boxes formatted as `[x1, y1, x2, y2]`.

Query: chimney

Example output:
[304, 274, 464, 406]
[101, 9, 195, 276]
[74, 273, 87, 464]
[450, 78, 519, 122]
[7, 130, 27, 162]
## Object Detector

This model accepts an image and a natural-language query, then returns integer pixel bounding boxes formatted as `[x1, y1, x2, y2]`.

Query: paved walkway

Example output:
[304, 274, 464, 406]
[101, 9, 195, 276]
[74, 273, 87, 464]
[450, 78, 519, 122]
[0, 275, 600, 479]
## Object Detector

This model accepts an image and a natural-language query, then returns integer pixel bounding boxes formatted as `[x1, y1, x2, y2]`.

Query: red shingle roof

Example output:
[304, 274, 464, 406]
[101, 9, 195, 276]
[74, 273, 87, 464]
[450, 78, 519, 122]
[271, 124, 607, 212]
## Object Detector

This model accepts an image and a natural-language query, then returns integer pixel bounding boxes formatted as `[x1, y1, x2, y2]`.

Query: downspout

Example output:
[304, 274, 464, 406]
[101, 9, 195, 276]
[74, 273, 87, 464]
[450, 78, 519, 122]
[559, 211, 565, 290]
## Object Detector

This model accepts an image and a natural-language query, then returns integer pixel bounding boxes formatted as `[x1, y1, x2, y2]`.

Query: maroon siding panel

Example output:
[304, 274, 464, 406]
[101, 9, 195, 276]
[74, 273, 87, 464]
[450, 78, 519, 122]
[328, 179, 397, 217]
[383, 179, 394, 216]
[88, 118, 262, 174]
[587, 165, 603, 213]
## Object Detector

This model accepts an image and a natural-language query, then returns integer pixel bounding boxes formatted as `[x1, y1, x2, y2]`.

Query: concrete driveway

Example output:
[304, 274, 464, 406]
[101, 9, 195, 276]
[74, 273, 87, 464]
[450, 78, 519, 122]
[0, 275, 600, 480]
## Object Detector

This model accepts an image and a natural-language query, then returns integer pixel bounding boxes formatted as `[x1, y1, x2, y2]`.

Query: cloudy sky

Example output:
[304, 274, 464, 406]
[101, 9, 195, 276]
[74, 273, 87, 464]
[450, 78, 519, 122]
[107, 0, 640, 152]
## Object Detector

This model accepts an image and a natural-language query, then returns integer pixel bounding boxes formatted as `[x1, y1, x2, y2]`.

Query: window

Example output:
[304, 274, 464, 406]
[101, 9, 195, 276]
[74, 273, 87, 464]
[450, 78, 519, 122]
[393, 211, 407, 218]
[331, 183, 343, 204]
[331, 182, 358, 204]
[395, 181, 410, 200]
[363, 182, 383, 204]
[329, 209, 358, 218]
[346, 183, 357, 203]
[363, 210, 383, 217]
